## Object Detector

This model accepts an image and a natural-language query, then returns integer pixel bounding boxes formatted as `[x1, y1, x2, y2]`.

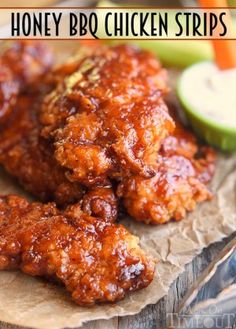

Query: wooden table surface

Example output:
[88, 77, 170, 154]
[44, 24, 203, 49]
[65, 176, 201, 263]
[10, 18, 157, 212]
[0, 233, 235, 329]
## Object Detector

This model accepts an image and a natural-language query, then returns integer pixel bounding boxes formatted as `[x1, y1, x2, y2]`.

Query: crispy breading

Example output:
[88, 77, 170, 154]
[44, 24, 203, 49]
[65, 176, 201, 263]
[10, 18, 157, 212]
[0, 95, 84, 205]
[0, 94, 118, 221]
[81, 186, 118, 222]
[0, 42, 118, 221]
[40, 45, 175, 185]
[0, 195, 155, 305]
[117, 122, 215, 224]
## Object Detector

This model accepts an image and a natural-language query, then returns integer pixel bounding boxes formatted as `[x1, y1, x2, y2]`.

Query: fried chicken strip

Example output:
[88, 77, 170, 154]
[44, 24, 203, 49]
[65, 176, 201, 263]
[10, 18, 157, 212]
[0, 41, 118, 221]
[40, 45, 175, 185]
[118, 121, 215, 224]
[0, 195, 155, 305]
[0, 95, 118, 221]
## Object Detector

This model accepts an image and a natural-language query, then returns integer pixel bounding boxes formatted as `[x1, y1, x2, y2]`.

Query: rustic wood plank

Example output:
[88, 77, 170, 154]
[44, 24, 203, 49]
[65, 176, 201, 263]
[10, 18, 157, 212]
[82, 318, 118, 329]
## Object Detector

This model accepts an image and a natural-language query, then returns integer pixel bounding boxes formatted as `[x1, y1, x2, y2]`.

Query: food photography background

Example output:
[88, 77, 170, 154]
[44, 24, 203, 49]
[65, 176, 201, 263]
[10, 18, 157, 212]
[0, 1, 236, 329]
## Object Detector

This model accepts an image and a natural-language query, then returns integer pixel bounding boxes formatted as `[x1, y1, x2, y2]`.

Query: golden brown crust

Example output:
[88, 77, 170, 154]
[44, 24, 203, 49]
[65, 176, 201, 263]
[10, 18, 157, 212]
[0, 195, 155, 305]
[118, 122, 216, 224]
[0, 43, 118, 221]
[0, 94, 118, 221]
[40, 45, 175, 185]
[0, 95, 84, 205]
[81, 186, 118, 222]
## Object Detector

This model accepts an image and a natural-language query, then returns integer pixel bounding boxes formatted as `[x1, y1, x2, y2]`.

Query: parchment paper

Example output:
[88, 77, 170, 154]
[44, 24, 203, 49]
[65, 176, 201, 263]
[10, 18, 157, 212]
[0, 43, 235, 329]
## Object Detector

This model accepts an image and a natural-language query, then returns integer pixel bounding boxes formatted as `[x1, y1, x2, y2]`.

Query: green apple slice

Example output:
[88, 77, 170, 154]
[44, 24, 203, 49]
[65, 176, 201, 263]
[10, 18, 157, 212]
[177, 62, 236, 151]
[97, 0, 214, 67]
[97, 1, 236, 68]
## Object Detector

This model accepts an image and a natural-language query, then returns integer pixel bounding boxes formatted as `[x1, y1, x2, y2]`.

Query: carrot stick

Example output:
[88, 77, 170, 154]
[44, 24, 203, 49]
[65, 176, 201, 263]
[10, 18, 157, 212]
[79, 40, 102, 47]
[199, 0, 236, 69]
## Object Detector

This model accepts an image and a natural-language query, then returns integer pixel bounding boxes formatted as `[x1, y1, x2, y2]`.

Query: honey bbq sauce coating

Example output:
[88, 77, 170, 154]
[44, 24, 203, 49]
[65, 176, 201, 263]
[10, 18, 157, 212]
[0, 95, 118, 222]
[40, 45, 175, 186]
[0, 41, 53, 123]
[1, 41, 53, 89]
[0, 195, 155, 305]
[0, 41, 216, 226]
[0, 41, 118, 222]
[117, 119, 216, 224]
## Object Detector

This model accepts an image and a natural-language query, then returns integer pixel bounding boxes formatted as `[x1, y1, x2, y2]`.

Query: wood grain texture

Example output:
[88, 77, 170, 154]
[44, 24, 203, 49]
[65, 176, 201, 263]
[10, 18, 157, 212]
[0, 234, 235, 329]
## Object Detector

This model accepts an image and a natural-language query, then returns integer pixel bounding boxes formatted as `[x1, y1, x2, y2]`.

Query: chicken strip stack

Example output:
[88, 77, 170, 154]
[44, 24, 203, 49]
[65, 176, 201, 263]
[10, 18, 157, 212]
[0, 195, 155, 305]
[0, 41, 215, 225]
[39, 44, 215, 224]
[0, 41, 217, 306]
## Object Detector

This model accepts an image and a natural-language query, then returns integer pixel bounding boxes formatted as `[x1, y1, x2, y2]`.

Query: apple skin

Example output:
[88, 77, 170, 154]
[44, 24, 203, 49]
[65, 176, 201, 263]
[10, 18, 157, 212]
[109, 39, 213, 68]
[177, 62, 236, 151]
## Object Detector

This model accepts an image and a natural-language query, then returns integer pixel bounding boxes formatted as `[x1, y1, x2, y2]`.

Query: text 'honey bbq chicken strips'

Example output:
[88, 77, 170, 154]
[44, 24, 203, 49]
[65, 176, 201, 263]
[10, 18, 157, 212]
[0, 195, 155, 305]
[40, 45, 175, 185]
[118, 119, 215, 224]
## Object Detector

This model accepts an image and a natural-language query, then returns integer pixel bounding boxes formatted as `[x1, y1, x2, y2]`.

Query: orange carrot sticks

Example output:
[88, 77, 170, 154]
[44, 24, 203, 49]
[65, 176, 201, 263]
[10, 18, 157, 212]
[79, 40, 102, 47]
[199, 0, 236, 69]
